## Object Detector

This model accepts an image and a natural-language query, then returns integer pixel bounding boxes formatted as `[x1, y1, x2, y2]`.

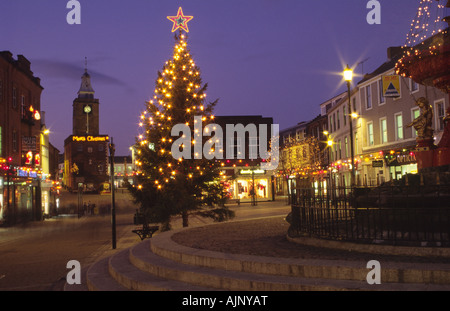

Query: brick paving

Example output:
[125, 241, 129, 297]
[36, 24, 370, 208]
[171, 216, 450, 264]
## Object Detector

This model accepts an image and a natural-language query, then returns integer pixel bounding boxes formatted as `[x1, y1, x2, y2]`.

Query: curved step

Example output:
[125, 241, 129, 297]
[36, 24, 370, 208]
[130, 239, 407, 291]
[86, 256, 128, 291]
[151, 228, 450, 286]
[108, 244, 219, 291]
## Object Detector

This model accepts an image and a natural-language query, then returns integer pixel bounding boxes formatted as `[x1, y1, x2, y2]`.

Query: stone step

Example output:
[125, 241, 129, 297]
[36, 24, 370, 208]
[108, 247, 219, 291]
[152, 229, 450, 286]
[131, 239, 450, 291]
[85, 256, 129, 291]
[129, 240, 373, 291]
[77, 229, 450, 291]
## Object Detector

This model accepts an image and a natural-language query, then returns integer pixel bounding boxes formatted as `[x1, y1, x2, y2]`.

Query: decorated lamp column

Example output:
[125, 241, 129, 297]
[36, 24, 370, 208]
[344, 65, 356, 187]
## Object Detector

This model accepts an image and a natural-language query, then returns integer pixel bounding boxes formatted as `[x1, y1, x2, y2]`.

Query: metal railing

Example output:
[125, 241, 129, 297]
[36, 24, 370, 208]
[289, 184, 450, 247]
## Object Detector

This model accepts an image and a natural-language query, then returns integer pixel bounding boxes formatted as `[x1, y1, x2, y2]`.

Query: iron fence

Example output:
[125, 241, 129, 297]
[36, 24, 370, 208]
[289, 184, 450, 247]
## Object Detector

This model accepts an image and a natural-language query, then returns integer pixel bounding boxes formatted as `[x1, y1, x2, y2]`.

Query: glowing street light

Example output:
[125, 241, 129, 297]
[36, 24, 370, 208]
[344, 65, 353, 82]
[344, 64, 356, 187]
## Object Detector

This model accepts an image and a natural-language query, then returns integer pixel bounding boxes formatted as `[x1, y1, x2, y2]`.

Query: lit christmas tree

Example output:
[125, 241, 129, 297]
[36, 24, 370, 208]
[130, 8, 234, 230]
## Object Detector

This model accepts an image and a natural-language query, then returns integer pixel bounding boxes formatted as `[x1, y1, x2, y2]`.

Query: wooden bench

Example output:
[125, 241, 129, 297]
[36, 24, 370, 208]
[132, 223, 159, 240]
[226, 198, 240, 206]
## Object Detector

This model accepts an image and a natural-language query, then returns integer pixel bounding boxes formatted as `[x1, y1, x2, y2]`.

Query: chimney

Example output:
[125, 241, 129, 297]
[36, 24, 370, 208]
[387, 46, 403, 61]
[0, 51, 13, 62]
[17, 55, 32, 73]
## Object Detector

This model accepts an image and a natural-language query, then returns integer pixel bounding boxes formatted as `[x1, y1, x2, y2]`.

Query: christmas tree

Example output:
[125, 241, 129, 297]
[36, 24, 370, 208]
[130, 11, 234, 230]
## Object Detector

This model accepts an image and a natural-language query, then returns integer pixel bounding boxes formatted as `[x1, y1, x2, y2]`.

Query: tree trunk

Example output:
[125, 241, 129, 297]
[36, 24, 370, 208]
[182, 211, 189, 227]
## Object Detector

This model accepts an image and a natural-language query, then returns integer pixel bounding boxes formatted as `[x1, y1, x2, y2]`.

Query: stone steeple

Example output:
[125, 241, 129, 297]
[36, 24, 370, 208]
[77, 57, 95, 99]
[72, 57, 100, 136]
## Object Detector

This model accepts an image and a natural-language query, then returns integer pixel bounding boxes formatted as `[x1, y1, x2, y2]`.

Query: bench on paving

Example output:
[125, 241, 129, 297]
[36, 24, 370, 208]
[226, 198, 240, 206]
[132, 223, 159, 240]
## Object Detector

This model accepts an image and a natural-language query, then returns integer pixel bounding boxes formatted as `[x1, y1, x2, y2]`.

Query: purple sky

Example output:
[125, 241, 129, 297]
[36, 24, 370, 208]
[0, 1, 426, 155]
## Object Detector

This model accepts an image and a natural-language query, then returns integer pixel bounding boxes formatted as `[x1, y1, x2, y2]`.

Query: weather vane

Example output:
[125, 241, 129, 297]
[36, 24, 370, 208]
[167, 7, 193, 33]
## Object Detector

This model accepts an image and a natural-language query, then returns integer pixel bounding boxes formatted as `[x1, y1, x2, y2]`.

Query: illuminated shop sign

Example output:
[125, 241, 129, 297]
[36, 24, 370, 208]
[18, 169, 38, 178]
[239, 169, 265, 175]
[72, 135, 109, 142]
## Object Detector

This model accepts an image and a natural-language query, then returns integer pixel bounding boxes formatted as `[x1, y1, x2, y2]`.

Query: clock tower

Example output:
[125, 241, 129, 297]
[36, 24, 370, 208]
[72, 64, 99, 135]
[63, 61, 109, 192]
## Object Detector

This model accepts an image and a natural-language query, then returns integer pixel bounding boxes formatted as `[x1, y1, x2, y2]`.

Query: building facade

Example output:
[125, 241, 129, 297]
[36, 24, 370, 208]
[63, 67, 109, 193]
[108, 156, 134, 188]
[214, 115, 275, 203]
[356, 47, 449, 185]
[326, 87, 362, 187]
[0, 52, 44, 224]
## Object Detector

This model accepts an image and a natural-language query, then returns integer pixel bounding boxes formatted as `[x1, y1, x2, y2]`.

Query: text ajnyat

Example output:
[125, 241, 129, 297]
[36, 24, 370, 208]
[182, 295, 268, 308]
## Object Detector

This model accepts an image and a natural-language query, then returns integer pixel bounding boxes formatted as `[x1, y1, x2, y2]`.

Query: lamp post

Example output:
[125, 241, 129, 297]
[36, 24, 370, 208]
[324, 131, 333, 191]
[109, 137, 116, 249]
[344, 65, 356, 187]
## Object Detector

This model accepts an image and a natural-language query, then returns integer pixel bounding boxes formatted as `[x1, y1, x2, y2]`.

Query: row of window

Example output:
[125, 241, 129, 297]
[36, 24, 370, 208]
[365, 99, 446, 147]
[328, 98, 357, 134]
[328, 78, 420, 135]
[0, 81, 41, 115]
[76, 143, 105, 152]
[364, 78, 418, 110]
[330, 136, 354, 162]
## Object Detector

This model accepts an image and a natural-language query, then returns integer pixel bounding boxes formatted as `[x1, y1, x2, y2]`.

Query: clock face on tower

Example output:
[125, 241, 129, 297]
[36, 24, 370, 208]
[84, 105, 92, 114]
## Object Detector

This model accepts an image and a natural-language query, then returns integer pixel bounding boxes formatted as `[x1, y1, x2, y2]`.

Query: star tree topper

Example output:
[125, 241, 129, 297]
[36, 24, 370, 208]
[167, 7, 193, 32]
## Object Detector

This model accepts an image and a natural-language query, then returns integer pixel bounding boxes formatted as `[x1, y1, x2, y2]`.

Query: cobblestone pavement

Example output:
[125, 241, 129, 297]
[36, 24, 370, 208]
[171, 216, 450, 264]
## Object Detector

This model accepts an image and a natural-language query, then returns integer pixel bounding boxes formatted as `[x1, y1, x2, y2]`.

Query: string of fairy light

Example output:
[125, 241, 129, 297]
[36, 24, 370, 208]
[404, 0, 447, 48]
[396, 0, 449, 78]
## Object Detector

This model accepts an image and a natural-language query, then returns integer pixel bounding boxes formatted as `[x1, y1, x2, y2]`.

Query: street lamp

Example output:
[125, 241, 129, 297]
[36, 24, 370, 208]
[109, 137, 116, 249]
[344, 64, 356, 187]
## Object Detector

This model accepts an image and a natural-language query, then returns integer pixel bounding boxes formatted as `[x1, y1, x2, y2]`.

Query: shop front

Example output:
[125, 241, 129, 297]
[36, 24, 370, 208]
[384, 151, 418, 180]
[1, 168, 42, 225]
[223, 168, 273, 203]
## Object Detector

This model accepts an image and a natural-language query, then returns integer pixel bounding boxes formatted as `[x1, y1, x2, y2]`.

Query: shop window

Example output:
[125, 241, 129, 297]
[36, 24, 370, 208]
[87, 147, 93, 153]
[236, 178, 268, 200]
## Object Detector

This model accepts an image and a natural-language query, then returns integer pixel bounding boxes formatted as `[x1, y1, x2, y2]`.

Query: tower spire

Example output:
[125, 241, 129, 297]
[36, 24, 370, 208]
[78, 57, 95, 99]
